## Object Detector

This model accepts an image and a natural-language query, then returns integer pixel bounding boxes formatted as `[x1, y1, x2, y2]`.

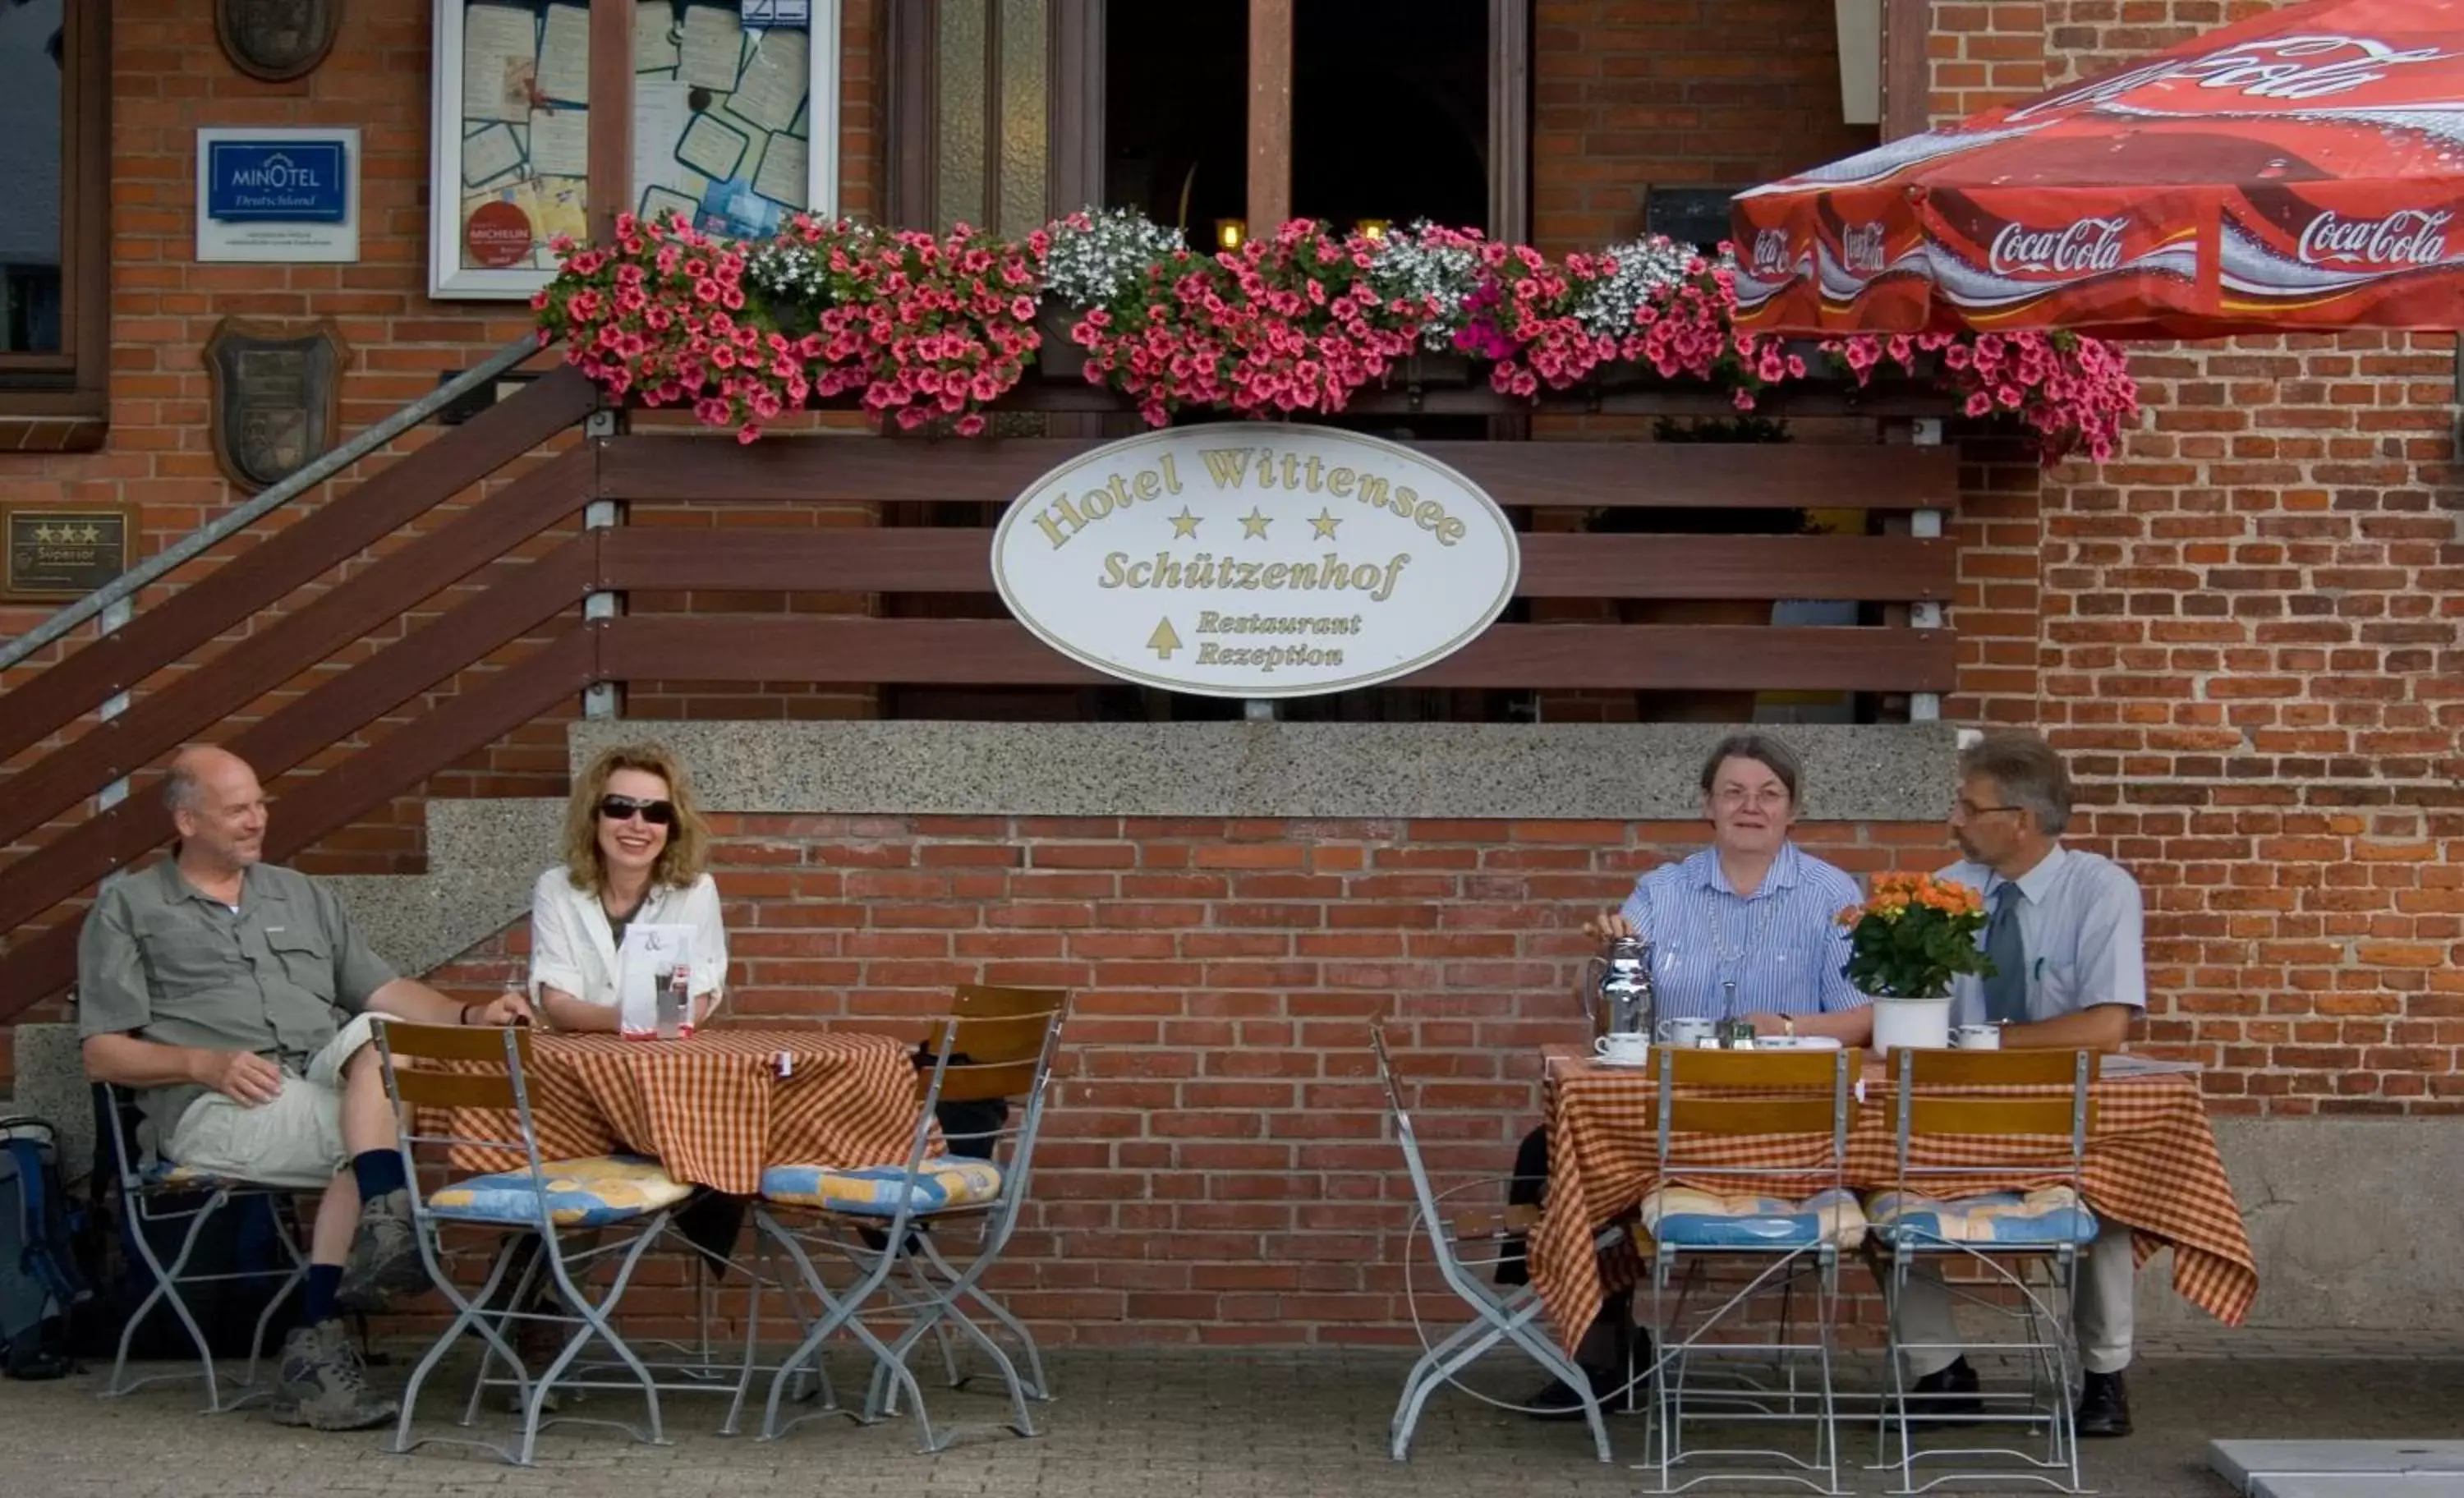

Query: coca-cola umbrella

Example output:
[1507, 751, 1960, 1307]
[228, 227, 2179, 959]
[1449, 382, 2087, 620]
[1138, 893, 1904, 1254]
[1729, 0, 2464, 337]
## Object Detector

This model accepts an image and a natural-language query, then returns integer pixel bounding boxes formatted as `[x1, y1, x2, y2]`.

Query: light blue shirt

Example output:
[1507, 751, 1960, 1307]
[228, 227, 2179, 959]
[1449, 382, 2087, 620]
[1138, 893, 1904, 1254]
[1617, 843, 1865, 1021]
[1935, 845, 2146, 1027]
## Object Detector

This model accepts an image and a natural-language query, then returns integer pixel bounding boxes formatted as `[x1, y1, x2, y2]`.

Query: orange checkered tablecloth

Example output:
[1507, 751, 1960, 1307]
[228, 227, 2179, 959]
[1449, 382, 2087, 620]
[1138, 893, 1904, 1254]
[1529, 1050, 2259, 1348]
[447, 1028, 926, 1196]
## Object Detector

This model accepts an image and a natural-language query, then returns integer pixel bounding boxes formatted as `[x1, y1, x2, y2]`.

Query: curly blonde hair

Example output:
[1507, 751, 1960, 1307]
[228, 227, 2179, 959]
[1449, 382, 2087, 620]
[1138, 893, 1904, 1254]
[562, 742, 711, 894]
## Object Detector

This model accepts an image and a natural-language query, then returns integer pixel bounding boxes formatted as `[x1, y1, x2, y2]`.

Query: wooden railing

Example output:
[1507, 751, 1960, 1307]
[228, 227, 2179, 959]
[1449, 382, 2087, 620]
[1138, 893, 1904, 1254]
[590, 435, 1961, 693]
[1, 384, 1963, 1020]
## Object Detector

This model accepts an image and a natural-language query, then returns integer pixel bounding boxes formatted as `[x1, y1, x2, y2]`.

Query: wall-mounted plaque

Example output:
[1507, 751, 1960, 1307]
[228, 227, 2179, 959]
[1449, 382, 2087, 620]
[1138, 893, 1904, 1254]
[215, 0, 346, 83]
[3, 505, 136, 601]
[204, 318, 349, 494]
[196, 126, 362, 263]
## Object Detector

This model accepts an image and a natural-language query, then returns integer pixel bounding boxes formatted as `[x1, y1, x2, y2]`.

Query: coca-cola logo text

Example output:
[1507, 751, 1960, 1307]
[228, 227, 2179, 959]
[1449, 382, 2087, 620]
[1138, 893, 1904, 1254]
[1987, 216, 2131, 276]
[1841, 223, 1888, 273]
[1748, 228, 1792, 278]
[2294, 208, 2454, 268]
[2011, 34, 2455, 122]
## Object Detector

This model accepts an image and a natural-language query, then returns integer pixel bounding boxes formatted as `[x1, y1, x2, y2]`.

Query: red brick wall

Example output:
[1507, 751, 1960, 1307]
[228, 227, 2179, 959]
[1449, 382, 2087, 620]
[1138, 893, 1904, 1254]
[1533, 0, 1878, 250]
[423, 811, 1947, 1341]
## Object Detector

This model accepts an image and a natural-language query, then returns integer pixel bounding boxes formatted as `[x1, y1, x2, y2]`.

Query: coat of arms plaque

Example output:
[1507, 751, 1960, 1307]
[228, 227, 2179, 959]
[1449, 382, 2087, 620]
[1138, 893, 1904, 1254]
[215, 0, 343, 84]
[204, 318, 349, 494]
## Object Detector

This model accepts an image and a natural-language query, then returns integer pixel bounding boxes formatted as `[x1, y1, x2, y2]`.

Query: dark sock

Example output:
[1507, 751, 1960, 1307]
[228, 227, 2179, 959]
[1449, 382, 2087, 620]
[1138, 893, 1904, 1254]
[303, 1263, 344, 1324]
[352, 1149, 407, 1204]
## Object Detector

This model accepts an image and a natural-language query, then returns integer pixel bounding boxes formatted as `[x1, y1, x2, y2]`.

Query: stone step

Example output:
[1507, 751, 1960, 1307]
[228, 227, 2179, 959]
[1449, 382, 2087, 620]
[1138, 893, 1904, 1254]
[2213, 1441, 2464, 1495]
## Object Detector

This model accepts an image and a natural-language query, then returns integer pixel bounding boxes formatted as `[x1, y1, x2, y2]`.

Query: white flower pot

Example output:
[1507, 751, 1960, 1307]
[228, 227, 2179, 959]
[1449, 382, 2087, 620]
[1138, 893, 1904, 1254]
[1869, 995, 1953, 1053]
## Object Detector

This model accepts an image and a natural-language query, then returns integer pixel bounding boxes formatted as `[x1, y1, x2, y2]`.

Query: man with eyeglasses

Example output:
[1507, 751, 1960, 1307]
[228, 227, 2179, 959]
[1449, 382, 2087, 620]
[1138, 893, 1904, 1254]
[1889, 730, 2147, 1438]
[1510, 731, 1871, 1417]
[78, 745, 532, 1431]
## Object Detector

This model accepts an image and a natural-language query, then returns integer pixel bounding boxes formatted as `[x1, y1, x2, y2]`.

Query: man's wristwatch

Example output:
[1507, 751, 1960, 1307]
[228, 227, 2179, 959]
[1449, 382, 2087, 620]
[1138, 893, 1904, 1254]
[457, 1001, 476, 1027]
[1782, 1014, 1797, 1039]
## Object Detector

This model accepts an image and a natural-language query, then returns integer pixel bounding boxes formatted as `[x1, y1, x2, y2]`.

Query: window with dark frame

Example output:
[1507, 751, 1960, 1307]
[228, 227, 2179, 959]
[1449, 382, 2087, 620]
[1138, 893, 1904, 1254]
[0, 0, 106, 446]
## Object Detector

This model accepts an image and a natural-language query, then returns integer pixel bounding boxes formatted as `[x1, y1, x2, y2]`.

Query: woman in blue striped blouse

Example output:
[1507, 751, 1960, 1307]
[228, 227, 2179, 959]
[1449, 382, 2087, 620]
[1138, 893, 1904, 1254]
[1511, 732, 1872, 1418]
[1584, 735, 1873, 1044]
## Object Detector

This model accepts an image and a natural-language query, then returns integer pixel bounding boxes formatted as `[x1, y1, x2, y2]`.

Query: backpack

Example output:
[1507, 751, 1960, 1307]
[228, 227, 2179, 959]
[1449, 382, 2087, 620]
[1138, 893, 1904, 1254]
[82, 1087, 296, 1363]
[0, 1116, 94, 1380]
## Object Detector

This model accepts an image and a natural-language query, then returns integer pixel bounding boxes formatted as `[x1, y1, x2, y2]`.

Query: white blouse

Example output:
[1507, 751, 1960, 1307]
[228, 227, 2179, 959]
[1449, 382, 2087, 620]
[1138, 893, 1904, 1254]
[526, 866, 729, 1014]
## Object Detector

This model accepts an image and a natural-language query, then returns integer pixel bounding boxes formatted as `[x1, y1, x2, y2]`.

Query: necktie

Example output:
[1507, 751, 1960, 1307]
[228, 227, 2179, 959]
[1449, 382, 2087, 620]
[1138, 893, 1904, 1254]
[1981, 882, 2028, 1023]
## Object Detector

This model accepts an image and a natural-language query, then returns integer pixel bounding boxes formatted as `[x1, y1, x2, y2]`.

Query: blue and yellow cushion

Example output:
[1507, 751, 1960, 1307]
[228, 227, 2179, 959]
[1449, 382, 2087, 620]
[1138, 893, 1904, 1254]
[1640, 1186, 1868, 1251]
[759, 1156, 1005, 1216]
[427, 1155, 694, 1228]
[139, 1159, 237, 1191]
[1864, 1188, 2099, 1248]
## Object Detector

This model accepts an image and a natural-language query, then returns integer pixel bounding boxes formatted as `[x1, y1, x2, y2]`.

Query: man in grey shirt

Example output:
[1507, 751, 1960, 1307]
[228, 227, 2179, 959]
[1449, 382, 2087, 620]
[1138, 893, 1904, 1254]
[1888, 732, 2146, 1438]
[79, 746, 529, 1431]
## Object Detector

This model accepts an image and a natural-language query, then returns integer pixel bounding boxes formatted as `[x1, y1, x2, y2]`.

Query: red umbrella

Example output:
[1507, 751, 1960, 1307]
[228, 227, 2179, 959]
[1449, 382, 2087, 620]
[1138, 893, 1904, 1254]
[1731, 0, 2464, 337]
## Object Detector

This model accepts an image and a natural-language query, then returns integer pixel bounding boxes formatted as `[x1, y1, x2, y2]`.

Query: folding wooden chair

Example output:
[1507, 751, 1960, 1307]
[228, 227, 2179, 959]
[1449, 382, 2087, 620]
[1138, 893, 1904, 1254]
[371, 1020, 697, 1466]
[754, 1002, 1066, 1452]
[93, 1082, 310, 1412]
[1372, 1022, 1615, 1465]
[1868, 1047, 2100, 1495]
[1638, 1045, 1864, 1496]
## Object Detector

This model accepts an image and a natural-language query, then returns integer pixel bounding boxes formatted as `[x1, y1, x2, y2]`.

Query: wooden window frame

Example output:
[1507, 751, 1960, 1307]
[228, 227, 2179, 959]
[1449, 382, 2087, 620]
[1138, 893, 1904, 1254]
[0, 1, 108, 451]
[888, 1, 1524, 239]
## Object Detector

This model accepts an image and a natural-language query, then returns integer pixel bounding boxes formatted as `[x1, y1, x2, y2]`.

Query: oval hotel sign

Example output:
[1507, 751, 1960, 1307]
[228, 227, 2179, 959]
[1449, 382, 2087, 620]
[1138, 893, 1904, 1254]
[992, 424, 1519, 699]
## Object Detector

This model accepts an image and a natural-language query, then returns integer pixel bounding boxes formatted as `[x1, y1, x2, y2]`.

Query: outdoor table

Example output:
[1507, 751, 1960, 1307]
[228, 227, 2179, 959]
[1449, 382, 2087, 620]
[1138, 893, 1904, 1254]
[1525, 1048, 2259, 1348]
[442, 1026, 926, 1195]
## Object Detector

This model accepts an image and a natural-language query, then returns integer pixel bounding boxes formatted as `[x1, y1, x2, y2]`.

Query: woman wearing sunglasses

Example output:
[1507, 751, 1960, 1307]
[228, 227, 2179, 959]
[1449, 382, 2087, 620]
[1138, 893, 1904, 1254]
[527, 742, 729, 1031]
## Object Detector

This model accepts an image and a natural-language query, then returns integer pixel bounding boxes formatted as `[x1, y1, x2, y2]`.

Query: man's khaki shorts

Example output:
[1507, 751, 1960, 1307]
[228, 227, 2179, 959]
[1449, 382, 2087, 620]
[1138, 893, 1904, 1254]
[166, 1013, 380, 1188]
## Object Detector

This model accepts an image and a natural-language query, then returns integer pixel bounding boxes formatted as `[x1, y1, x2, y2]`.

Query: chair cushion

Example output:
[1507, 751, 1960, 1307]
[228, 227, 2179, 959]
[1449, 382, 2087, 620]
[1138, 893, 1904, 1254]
[1640, 1186, 1868, 1251]
[1864, 1188, 2099, 1247]
[139, 1159, 239, 1191]
[759, 1156, 1005, 1216]
[427, 1155, 694, 1228]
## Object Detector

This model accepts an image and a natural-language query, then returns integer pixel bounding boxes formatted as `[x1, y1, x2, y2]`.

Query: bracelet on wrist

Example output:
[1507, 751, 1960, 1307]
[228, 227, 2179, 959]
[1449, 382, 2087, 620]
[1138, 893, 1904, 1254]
[458, 1002, 475, 1027]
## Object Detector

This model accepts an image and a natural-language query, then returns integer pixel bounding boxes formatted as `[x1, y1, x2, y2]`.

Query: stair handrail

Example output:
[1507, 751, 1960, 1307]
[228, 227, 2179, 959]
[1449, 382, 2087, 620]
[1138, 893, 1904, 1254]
[0, 333, 553, 675]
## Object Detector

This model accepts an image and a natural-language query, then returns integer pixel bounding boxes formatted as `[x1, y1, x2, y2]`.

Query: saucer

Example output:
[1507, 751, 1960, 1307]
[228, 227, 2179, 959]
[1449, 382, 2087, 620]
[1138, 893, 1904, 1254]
[1590, 1052, 1654, 1068]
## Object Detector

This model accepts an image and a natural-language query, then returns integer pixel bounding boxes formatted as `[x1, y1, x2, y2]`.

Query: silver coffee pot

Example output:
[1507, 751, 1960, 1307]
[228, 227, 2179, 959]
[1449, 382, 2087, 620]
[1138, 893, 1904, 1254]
[1585, 935, 1656, 1037]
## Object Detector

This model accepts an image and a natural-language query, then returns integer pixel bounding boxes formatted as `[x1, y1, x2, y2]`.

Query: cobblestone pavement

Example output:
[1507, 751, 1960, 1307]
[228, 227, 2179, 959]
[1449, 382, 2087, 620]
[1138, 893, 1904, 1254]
[3, 1342, 2460, 1497]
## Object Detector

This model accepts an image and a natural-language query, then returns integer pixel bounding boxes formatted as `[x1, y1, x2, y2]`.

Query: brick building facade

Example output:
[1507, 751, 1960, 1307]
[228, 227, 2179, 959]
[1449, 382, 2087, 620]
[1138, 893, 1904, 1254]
[1, 0, 2457, 1339]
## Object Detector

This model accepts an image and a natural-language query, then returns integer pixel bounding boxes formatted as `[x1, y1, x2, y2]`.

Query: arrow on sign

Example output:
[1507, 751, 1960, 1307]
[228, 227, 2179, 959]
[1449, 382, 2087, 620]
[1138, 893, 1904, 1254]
[1147, 618, 1183, 659]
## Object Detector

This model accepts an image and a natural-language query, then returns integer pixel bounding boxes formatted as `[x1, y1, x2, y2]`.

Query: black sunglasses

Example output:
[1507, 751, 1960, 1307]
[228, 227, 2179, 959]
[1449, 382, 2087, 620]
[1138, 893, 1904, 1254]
[599, 794, 677, 826]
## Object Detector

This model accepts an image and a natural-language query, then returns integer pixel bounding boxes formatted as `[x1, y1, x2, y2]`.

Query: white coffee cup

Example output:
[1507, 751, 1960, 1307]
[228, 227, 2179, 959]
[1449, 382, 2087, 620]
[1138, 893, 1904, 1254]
[1593, 1032, 1651, 1064]
[1950, 1023, 2002, 1050]
[1657, 1016, 1719, 1049]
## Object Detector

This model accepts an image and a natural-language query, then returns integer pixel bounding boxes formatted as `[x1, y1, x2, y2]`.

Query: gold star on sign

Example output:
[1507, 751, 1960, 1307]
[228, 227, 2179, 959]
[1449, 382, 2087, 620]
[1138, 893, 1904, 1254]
[1168, 508, 1201, 540]
[1308, 508, 1341, 540]
[79, 524, 101, 544]
[1240, 508, 1271, 540]
[32, 523, 56, 543]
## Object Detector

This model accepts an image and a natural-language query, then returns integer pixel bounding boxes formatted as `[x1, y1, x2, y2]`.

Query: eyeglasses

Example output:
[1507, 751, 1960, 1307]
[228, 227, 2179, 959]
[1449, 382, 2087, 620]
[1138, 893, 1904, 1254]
[1712, 786, 1791, 811]
[1952, 801, 2025, 820]
[599, 794, 677, 826]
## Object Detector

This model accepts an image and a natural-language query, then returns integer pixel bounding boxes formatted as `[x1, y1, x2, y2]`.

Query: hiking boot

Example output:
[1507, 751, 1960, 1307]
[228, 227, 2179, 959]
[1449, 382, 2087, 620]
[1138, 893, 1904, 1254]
[336, 1188, 428, 1312]
[269, 1318, 398, 1431]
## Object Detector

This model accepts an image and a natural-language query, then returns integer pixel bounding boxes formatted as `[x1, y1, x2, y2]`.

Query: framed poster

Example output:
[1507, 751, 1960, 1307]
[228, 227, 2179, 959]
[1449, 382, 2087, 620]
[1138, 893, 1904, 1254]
[430, 1, 594, 298]
[429, 1, 839, 301]
[631, 1, 839, 241]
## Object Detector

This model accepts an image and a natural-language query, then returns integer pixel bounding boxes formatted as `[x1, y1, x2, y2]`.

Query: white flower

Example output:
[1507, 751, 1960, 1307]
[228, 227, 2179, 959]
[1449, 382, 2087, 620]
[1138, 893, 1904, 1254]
[1363, 222, 1485, 352]
[1573, 234, 1703, 337]
[742, 222, 881, 306]
[1041, 208, 1186, 309]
